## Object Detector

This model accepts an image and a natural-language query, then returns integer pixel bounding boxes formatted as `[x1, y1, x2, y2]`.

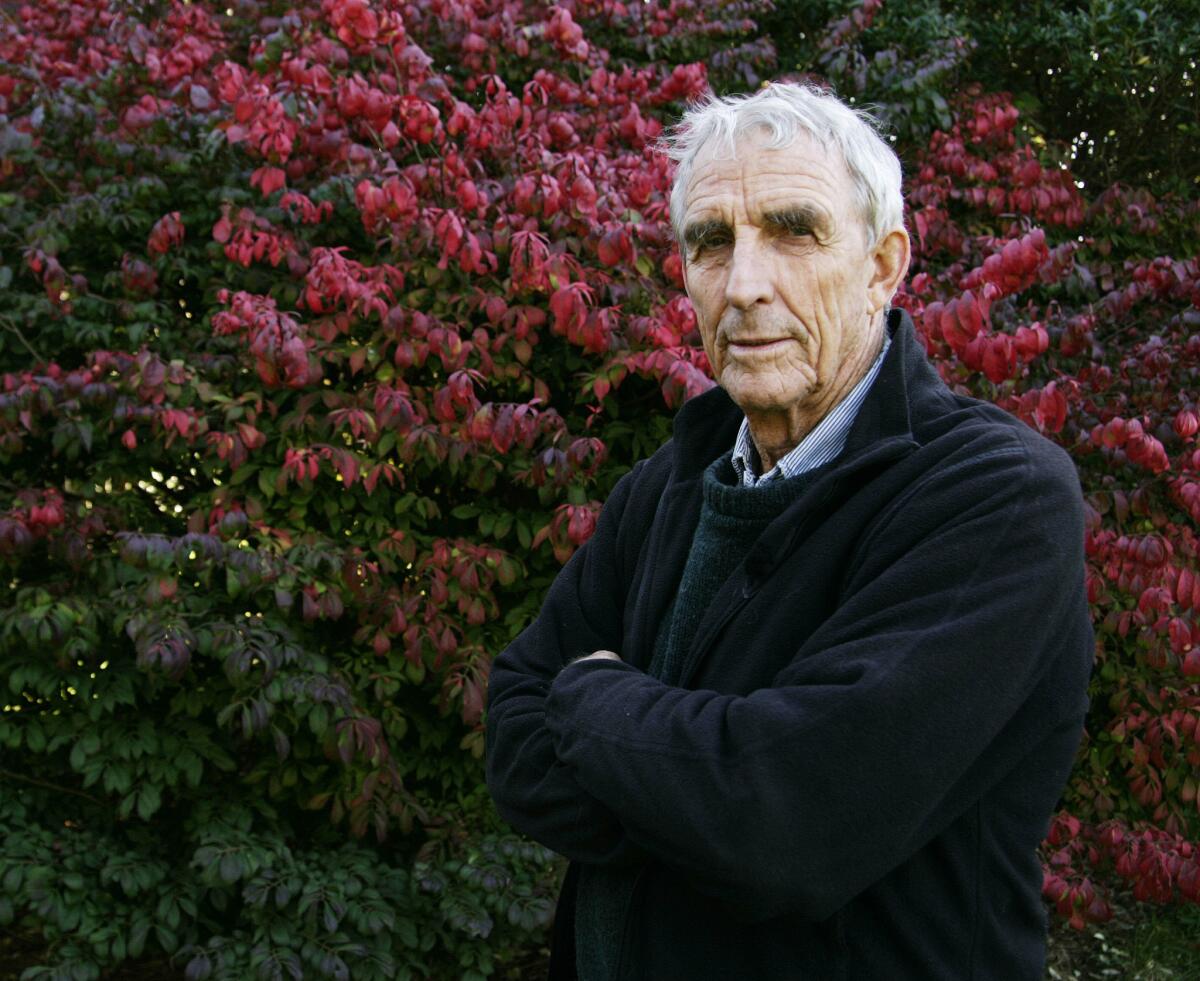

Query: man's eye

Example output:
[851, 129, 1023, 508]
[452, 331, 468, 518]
[693, 235, 730, 255]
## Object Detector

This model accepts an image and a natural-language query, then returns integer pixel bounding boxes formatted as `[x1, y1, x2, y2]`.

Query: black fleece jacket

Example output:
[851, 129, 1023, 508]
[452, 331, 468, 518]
[485, 309, 1093, 980]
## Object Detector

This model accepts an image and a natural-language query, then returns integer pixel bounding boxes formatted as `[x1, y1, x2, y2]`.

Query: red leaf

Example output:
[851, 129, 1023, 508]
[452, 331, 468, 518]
[251, 166, 287, 198]
[981, 336, 1015, 383]
[1036, 384, 1068, 433]
[597, 229, 624, 267]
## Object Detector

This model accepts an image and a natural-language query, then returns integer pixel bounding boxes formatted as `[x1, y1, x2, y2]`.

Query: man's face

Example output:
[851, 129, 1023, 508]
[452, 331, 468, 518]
[680, 131, 892, 423]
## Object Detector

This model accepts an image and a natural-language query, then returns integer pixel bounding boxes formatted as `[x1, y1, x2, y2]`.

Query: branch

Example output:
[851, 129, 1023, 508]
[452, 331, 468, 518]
[0, 315, 47, 364]
[0, 767, 106, 808]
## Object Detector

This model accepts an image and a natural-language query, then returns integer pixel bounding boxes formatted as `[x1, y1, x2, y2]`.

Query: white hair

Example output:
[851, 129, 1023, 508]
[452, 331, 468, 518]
[659, 83, 905, 249]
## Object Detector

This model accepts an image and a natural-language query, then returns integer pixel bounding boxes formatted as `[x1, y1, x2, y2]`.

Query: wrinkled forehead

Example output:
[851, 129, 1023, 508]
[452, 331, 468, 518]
[683, 128, 857, 212]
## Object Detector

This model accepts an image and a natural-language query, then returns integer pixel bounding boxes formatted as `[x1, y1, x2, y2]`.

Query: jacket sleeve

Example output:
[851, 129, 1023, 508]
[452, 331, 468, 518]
[484, 460, 649, 866]
[543, 433, 1092, 919]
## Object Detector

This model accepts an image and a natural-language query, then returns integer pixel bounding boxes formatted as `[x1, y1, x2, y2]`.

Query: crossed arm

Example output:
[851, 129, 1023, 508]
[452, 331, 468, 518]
[485, 435, 1090, 920]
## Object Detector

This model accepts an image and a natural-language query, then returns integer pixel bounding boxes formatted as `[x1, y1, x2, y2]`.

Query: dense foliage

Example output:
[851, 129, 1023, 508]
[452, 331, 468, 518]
[0, 0, 1196, 978]
[949, 0, 1200, 196]
[767, 0, 1200, 197]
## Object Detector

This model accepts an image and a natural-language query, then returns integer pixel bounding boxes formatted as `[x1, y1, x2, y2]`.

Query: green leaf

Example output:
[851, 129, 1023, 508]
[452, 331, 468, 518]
[219, 853, 242, 884]
[154, 923, 178, 954]
[493, 512, 513, 539]
[129, 917, 150, 958]
[117, 791, 137, 820]
[180, 751, 203, 787]
[158, 893, 181, 930]
[396, 917, 418, 949]
[231, 464, 259, 486]
[137, 784, 162, 821]
[268, 918, 292, 946]
[58, 901, 79, 931]
[25, 721, 46, 752]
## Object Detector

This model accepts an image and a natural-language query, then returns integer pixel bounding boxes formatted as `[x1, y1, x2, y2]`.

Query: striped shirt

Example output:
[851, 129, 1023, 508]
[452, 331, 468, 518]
[731, 334, 891, 487]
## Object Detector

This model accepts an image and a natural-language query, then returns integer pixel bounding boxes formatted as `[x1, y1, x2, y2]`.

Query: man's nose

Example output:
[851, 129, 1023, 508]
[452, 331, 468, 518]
[724, 236, 773, 310]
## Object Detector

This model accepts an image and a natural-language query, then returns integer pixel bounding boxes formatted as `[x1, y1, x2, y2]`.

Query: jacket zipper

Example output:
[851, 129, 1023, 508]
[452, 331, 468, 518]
[676, 484, 835, 689]
[675, 437, 918, 689]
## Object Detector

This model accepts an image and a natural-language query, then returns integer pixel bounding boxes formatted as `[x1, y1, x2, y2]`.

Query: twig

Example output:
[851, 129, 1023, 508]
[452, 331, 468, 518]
[31, 160, 65, 200]
[0, 315, 46, 364]
[0, 767, 106, 808]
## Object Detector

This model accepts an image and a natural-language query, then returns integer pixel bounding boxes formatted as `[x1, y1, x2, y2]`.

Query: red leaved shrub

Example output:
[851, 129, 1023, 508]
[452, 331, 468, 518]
[0, 0, 1196, 975]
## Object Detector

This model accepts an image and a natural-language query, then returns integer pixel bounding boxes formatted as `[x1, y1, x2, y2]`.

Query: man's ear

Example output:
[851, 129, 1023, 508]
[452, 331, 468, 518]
[866, 228, 911, 317]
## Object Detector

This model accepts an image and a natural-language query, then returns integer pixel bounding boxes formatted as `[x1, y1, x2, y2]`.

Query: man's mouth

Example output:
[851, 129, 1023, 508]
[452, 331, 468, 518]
[728, 338, 790, 352]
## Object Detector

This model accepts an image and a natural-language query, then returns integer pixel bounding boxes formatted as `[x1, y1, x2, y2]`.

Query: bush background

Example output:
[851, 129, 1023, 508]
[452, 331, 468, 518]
[0, 0, 1197, 978]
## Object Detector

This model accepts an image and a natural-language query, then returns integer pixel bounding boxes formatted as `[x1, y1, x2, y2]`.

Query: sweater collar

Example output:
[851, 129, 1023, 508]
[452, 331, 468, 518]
[671, 307, 929, 480]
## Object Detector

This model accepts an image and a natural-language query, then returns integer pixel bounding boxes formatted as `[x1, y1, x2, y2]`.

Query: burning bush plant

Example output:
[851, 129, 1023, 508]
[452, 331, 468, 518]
[0, 0, 1196, 977]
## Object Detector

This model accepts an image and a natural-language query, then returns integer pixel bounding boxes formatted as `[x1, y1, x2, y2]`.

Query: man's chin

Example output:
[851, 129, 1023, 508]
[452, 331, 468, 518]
[718, 370, 814, 410]
[721, 387, 814, 419]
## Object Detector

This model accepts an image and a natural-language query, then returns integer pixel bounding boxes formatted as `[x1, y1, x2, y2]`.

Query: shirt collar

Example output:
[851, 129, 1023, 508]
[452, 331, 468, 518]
[731, 333, 892, 487]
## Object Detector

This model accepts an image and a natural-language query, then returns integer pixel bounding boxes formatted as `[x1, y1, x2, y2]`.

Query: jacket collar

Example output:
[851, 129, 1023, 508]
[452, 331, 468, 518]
[671, 307, 932, 480]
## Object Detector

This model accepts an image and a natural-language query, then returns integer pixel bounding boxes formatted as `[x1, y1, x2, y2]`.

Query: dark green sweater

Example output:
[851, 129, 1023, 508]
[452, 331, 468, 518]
[575, 451, 818, 981]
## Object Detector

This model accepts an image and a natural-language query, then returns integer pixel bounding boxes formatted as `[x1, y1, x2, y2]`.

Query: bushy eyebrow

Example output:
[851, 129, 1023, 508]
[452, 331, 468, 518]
[682, 205, 828, 251]
[762, 205, 825, 237]
[682, 218, 730, 250]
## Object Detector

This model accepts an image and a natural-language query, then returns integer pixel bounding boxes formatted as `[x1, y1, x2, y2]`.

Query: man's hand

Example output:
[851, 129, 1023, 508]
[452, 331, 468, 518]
[571, 649, 622, 664]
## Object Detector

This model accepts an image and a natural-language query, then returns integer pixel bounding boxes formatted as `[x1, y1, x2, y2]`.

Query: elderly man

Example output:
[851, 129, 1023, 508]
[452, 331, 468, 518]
[485, 83, 1092, 980]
